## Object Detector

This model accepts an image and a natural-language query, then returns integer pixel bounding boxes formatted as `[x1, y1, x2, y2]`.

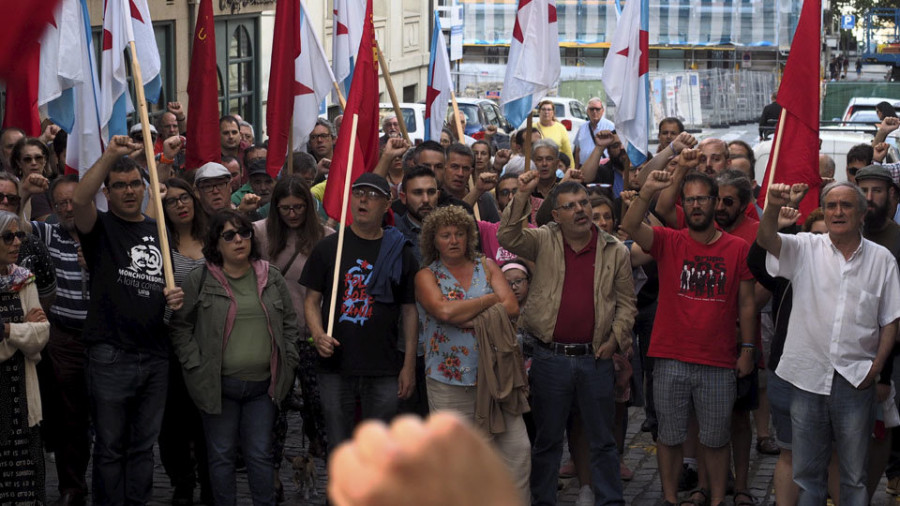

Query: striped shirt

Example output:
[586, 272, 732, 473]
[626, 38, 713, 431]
[32, 221, 88, 331]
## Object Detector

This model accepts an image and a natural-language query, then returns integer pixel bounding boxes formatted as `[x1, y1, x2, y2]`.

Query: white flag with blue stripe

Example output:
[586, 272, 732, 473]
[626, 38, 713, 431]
[500, 0, 560, 128]
[425, 12, 454, 142]
[602, 0, 649, 166]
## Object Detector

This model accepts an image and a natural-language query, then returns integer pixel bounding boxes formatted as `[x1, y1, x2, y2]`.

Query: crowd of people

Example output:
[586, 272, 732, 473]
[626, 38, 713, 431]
[0, 97, 900, 506]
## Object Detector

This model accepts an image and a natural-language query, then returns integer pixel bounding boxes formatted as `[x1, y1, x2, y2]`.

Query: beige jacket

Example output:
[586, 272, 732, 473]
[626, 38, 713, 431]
[0, 282, 50, 427]
[497, 193, 636, 352]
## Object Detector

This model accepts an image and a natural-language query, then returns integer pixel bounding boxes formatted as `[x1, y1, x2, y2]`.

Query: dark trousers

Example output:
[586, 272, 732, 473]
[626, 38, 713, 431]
[635, 302, 658, 426]
[87, 344, 168, 506]
[37, 324, 91, 497]
[397, 355, 429, 417]
[158, 354, 210, 497]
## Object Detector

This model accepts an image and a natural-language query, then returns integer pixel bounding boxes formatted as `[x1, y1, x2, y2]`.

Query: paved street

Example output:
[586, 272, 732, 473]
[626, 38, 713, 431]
[44, 406, 898, 505]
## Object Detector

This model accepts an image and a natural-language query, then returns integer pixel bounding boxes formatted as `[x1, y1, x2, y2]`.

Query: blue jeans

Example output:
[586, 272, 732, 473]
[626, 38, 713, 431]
[86, 343, 168, 506]
[529, 344, 623, 505]
[791, 371, 875, 506]
[318, 373, 398, 452]
[201, 377, 276, 506]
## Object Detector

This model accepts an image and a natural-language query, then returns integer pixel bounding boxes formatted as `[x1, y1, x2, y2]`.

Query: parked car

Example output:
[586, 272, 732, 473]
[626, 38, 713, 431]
[838, 97, 900, 122]
[452, 98, 514, 147]
[519, 96, 589, 144]
[753, 129, 899, 185]
[379, 102, 426, 144]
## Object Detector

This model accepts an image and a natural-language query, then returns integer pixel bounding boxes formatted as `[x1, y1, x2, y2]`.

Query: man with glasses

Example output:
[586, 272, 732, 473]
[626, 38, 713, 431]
[573, 97, 615, 167]
[301, 172, 418, 452]
[621, 169, 756, 506]
[71, 135, 184, 506]
[194, 162, 263, 220]
[498, 172, 636, 506]
[308, 118, 336, 172]
[22, 174, 91, 506]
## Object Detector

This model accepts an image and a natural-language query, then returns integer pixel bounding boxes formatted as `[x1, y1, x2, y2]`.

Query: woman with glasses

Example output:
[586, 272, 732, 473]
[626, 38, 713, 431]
[252, 176, 332, 496]
[415, 205, 530, 499]
[170, 210, 301, 506]
[11, 137, 55, 221]
[0, 210, 51, 504]
[158, 177, 212, 505]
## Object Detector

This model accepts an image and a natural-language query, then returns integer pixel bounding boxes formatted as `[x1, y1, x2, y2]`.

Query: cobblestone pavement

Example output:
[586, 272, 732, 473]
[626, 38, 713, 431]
[45, 407, 898, 505]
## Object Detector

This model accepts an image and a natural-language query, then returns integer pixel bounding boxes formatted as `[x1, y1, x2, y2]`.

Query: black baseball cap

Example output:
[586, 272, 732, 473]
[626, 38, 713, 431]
[352, 173, 390, 197]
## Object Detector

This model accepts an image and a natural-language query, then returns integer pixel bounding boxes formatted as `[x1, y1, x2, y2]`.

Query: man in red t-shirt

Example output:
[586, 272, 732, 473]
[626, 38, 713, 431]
[622, 168, 756, 506]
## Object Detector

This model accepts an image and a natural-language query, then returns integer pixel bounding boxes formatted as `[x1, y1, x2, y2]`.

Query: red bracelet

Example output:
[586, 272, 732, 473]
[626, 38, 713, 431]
[159, 154, 175, 165]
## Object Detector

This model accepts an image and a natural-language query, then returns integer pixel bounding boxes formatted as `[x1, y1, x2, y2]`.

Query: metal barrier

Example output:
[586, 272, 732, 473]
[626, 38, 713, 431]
[454, 64, 777, 131]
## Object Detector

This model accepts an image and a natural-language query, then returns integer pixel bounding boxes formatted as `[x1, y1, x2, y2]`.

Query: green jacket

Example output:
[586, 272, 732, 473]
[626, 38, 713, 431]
[169, 261, 301, 414]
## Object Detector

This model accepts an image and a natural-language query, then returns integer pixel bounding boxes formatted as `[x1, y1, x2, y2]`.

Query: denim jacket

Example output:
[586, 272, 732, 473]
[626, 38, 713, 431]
[169, 260, 301, 414]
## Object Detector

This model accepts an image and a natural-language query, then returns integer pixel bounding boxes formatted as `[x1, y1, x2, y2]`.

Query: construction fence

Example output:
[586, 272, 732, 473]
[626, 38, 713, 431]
[455, 64, 777, 132]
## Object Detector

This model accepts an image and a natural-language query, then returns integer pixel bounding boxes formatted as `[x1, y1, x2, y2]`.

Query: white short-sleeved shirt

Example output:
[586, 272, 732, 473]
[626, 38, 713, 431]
[767, 232, 900, 395]
[573, 118, 616, 163]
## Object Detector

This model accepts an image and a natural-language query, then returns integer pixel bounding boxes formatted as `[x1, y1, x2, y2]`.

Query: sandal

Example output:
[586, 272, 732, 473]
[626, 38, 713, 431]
[734, 490, 755, 506]
[678, 488, 710, 506]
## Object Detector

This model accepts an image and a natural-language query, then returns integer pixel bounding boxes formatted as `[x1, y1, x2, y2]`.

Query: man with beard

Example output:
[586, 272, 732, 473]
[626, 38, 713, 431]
[714, 170, 758, 244]
[395, 166, 439, 264]
[219, 115, 242, 160]
[443, 143, 501, 222]
[621, 169, 756, 506]
[22, 174, 90, 505]
[697, 138, 729, 177]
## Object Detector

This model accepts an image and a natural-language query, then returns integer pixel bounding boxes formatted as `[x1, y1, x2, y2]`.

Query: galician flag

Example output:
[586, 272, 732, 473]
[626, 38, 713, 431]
[266, 0, 338, 177]
[425, 12, 453, 142]
[55, 0, 103, 177]
[601, 0, 649, 166]
[500, 0, 560, 128]
[332, 0, 365, 101]
[99, 0, 161, 143]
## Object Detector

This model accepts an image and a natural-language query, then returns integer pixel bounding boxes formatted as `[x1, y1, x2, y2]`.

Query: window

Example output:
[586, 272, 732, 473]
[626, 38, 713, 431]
[403, 84, 417, 103]
[215, 17, 259, 129]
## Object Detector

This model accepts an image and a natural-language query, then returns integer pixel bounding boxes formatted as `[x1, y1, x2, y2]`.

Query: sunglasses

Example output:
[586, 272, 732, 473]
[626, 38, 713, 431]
[21, 155, 45, 164]
[498, 188, 518, 197]
[0, 193, 21, 205]
[1, 230, 26, 245]
[721, 196, 737, 207]
[220, 228, 252, 242]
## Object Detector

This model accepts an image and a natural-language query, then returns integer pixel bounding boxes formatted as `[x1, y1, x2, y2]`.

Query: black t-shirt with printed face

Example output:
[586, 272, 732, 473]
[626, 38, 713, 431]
[300, 228, 417, 376]
[80, 212, 170, 356]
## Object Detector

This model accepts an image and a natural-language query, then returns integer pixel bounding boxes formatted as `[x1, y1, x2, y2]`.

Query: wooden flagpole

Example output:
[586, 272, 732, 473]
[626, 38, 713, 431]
[450, 91, 465, 141]
[523, 114, 534, 175]
[128, 40, 174, 289]
[325, 113, 359, 337]
[374, 40, 411, 145]
[763, 108, 787, 208]
[332, 82, 347, 111]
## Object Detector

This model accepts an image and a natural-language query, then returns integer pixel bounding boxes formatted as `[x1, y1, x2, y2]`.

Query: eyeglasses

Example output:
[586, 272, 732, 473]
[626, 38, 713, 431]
[587, 107, 604, 112]
[309, 133, 332, 142]
[683, 195, 716, 206]
[555, 198, 591, 212]
[163, 194, 193, 208]
[1, 230, 26, 245]
[52, 199, 73, 211]
[21, 155, 45, 164]
[351, 188, 387, 200]
[220, 228, 252, 242]
[108, 180, 144, 191]
[277, 204, 307, 215]
[720, 196, 738, 207]
[507, 278, 528, 288]
[407, 188, 438, 197]
[0, 193, 21, 205]
[498, 188, 518, 198]
[197, 180, 229, 193]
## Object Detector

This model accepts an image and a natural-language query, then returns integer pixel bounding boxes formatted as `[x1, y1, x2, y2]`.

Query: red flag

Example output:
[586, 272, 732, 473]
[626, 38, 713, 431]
[756, 0, 821, 218]
[185, 0, 221, 171]
[322, 0, 379, 222]
[0, 0, 58, 79]
[2, 40, 41, 136]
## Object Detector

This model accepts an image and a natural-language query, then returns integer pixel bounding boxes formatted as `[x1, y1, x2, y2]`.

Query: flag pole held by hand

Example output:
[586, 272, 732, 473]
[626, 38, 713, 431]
[326, 113, 359, 337]
[128, 40, 174, 289]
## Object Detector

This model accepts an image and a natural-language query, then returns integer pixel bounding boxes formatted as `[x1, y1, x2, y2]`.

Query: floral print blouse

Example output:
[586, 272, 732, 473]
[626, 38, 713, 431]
[419, 257, 492, 386]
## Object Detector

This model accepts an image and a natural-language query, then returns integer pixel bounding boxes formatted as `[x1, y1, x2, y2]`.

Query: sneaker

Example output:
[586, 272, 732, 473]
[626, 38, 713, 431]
[575, 485, 595, 506]
[756, 436, 781, 455]
[620, 462, 634, 481]
[888, 476, 900, 495]
[678, 464, 698, 492]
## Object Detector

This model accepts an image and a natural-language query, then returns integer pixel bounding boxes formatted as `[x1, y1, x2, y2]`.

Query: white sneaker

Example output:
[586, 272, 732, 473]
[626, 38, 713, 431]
[575, 485, 594, 506]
